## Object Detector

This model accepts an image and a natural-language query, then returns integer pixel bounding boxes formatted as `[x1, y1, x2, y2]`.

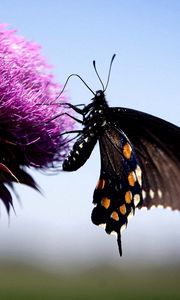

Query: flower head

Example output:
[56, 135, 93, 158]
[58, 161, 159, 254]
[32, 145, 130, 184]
[0, 24, 74, 212]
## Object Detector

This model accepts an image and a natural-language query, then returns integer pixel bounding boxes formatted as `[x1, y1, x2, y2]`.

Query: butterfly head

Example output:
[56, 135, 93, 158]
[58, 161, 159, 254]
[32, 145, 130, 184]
[95, 90, 104, 98]
[90, 90, 108, 108]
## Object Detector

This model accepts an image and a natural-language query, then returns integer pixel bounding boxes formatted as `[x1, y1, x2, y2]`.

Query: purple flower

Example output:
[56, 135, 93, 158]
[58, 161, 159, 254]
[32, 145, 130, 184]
[0, 24, 74, 212]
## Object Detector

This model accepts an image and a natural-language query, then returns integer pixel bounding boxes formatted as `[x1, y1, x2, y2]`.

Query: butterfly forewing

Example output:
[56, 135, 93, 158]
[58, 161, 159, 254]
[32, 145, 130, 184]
[108, 108, 180, 210]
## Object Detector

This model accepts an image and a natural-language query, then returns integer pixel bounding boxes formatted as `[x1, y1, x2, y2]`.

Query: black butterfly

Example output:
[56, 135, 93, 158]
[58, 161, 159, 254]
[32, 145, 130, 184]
[62, 55, 180, 256]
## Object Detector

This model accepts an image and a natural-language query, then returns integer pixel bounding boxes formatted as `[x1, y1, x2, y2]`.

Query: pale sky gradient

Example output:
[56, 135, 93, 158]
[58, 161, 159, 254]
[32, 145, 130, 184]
[0, 0, 180, 269]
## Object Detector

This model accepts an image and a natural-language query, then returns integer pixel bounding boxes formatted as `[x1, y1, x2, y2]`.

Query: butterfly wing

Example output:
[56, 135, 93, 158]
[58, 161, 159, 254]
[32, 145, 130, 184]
[91, 124, 143, 255]
[108, 107, 180, 210]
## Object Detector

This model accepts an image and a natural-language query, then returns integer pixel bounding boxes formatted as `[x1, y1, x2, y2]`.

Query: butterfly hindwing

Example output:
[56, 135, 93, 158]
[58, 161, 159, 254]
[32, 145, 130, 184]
[91, 124, 143, 255]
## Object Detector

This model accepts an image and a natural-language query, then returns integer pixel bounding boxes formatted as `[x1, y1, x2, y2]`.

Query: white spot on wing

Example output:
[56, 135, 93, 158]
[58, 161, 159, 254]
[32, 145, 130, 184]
[149, 189, 155, 199]
[142, 190, 146, 199]
[134, 194, 141, 206]
[166, 206, 172, 211]
[120, 224, 126, 233]
[99, 223, 106, 229]
[150, 205, 156, 210]
[110, 231, 117, 237]
[157, 204, 163, 209]
[135, 165, 142, 186]
[157, 189, 162, 198]
[127, 209, 134, 221]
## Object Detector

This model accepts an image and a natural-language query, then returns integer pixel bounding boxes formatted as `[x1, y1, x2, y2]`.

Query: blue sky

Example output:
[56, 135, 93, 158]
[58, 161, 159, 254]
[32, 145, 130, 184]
[0, 0, 180, 268]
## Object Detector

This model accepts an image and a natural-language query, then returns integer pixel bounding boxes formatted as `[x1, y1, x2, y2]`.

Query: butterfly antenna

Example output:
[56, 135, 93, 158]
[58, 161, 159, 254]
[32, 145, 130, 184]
[56, 74, 95, 100]
[93, 59, 105, 91]
[104, 54, 116, 92]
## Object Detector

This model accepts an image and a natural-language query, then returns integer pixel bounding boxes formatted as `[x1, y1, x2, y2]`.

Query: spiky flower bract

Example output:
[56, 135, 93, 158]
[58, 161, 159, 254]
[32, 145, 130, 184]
[0, 24, 74, 212]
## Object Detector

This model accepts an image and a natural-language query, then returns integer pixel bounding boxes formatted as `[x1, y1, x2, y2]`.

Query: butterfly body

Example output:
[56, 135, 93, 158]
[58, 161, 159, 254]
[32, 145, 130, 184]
[63, 90, 108, 171]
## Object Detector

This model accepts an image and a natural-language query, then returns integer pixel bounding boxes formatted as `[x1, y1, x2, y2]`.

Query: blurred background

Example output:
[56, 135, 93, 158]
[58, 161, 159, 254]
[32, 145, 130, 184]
[0, 0, 180, 299]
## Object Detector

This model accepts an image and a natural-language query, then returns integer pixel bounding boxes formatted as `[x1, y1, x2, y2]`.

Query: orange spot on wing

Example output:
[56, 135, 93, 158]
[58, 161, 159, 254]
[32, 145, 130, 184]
[96, 179, 106, 190]
[111, 211, 119, 221]
[128, 171, 136, 186]
[119, 204, 126, 215]
[123, 143, 132, 159]
[125, 191, 132, 204]
[101, 197, 111, 209]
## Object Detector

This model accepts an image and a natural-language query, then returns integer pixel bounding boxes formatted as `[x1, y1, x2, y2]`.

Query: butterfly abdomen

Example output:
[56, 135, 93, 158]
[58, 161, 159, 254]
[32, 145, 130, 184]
[62, 133, 97, 171]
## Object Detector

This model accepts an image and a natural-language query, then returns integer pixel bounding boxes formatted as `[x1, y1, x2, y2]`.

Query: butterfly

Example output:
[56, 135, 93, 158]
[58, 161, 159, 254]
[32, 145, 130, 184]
[62, 55, 180, 256]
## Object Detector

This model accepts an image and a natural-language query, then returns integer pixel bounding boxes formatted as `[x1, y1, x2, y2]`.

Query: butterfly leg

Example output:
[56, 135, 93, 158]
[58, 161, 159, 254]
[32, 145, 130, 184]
[60, 130, 82, 136]
[59, 103, 85, 115]
[60, 133, 81, 147]
[46, 112, 83, 124]
[60, 102, 85, 108]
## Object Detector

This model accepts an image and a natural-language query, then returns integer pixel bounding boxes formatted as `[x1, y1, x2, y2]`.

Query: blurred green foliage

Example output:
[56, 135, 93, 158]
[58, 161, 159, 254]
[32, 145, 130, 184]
[0, 262, 180, 299]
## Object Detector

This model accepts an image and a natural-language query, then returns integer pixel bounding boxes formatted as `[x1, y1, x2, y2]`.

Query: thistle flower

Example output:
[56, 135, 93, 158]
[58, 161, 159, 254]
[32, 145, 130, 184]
[0, 24, 74, 212]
